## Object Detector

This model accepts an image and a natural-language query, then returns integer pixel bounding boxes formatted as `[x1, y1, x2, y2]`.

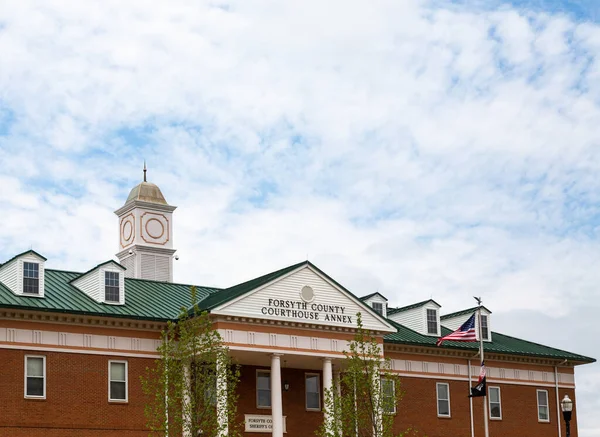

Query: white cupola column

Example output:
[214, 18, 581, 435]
[270, 354, 284, 437]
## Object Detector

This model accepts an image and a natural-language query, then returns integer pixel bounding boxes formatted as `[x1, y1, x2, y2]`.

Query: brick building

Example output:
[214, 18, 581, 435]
[0, 174, 594, 437]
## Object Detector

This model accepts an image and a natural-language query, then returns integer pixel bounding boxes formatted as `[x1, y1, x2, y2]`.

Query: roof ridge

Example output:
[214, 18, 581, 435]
[46, 268, 222, 290]
[441, 306, 491, 319]
[490, 331, 596, 362]
[388, 299, 440, 314]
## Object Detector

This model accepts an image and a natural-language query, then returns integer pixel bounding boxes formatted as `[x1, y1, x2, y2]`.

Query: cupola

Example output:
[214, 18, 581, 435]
[114, 164, 177, 282]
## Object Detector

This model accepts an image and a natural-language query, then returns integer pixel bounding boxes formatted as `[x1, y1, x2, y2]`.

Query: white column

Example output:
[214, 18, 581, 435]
[323, 358, 333, 431]
[334, 370, 342, 435]
[271, 354, 284, 437]
[216, 355, 228, 437]
[182, 363, 191, 437]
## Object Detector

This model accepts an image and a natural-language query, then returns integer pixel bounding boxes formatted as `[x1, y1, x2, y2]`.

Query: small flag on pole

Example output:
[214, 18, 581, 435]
[469, 361, 487, 397]
[436, 313, 477, 346]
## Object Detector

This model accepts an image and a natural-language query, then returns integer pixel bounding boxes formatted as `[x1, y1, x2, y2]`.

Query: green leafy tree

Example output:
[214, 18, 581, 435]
[141, 287, 241, 437]
[318, 313, 420, 437]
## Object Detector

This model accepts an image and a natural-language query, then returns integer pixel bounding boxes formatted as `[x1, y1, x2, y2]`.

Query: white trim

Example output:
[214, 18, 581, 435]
[536, 389, 550, 423]
[256, 369, 271, 409]
[108, 360, 128, 402]
[488, 386, 502, 420]
[0, 343, 160, 358]
[24, 355, 46, 399]
[436, 382, 451, 418]
[305, 372, 321, 411]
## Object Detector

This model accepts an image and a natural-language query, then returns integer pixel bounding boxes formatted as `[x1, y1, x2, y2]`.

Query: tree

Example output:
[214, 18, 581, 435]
[317, 313, 417, 437]
[141, 287, 241, 437]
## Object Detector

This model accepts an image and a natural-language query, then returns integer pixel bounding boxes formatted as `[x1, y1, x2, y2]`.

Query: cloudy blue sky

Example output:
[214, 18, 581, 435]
[1, 0, 599, 434]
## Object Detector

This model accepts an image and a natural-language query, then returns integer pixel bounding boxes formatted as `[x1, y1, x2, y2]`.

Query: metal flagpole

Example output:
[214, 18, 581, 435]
[468, 358, 474, 437]
[475, 297, 490, 437]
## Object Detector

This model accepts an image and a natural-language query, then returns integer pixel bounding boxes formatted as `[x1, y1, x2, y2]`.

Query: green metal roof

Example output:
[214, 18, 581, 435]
[194, 261, 307, 313]
[388, 299, 441, 315]
[0, 262, 594, 363]
[0, 269, 220, 321]
[441, 306, 492, 320]
[384, 320, 595, 363]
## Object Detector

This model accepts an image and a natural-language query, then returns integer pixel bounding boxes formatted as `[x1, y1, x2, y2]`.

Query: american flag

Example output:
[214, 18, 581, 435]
[436, 313, 477, 346]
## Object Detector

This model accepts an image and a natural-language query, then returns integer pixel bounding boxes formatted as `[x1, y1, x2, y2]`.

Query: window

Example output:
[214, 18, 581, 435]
[427, 309, 438, 335]
[109, 361, 128, 402]
[257, 370, 271, 408]
[537, 390, 549, 422]
[305, 373, 320, 410]
[25, 356, 45, 398]
[481, 315, 489, 340]
[105, 271, 120, 302]
[436, 383, 450, 417]
[381, 378, 396, 414]
[372, 302, 383, 316]
[489, 387, 501, 419]
[23, 262, 39, 294]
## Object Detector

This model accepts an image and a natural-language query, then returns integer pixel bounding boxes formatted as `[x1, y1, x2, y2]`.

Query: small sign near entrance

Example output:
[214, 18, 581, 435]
[244, 414, 287, 433]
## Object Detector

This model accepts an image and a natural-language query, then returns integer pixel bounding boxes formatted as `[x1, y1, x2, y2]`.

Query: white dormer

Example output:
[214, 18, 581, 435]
[441, 307, 492, 342]
[71, 260, 126, 305]
[387, 299, 441, 337]
[0, 250, 47, 297]
[361, 292, 388, 318]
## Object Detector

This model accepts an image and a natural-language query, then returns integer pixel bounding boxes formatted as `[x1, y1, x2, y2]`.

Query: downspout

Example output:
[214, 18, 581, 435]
[555, 360, 567, 437]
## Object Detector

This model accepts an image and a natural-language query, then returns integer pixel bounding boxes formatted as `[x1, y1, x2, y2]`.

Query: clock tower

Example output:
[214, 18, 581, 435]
[114, 165, 177, 282]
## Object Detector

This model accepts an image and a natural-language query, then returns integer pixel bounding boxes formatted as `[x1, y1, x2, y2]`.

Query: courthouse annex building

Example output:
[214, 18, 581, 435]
[0, 174, 594, 437]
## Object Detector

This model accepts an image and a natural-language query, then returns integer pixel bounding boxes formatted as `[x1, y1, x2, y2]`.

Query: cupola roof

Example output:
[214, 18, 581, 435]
[124, 162, 169, 205]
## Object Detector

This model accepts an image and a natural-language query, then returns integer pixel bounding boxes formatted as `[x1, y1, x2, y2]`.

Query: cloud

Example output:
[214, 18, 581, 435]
[0, 0, 599, 433]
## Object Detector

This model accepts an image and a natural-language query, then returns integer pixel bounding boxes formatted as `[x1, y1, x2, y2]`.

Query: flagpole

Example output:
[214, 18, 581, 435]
[468, 358, 474, 437]
[476, 298, 490, 437]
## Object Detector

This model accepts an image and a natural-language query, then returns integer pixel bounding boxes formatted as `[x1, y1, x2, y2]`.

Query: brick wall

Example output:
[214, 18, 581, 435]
[0, 349, 152, 437]
[395, 376, 577, 437]
[0, 348, 580, 437]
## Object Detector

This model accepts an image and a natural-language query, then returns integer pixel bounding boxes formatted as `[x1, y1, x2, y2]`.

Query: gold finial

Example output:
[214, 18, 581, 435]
[143, 161, 147, 182]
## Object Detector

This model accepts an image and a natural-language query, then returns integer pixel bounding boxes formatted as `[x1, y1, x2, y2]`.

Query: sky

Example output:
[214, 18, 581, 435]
[0, 0, 599, 434]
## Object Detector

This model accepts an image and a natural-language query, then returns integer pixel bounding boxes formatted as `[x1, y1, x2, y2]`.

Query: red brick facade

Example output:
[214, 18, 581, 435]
[0, 347, 579, 437]
[0, 349, 150, 437]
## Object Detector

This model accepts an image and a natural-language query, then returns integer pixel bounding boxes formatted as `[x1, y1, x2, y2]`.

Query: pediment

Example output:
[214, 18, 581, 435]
[212, 265, 395, 333]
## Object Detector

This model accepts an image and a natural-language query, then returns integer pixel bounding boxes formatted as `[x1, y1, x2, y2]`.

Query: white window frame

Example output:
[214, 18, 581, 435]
[480, 314, 490, 340]
[489, 386, 502, 420]
[22, 261, 41, 295]
[104, 271, 120, 303]
[427, 309, 439, 335]
[24, 355, 46, 399]
[436, 382, 451, 418]
[108, 360, 128, 403]
[305, 373, 321, 411]
[381, 378, 396, 414]
[256, 369, 271, 409]
[536, 389, 550, 423]
[372, 302, 384, 316]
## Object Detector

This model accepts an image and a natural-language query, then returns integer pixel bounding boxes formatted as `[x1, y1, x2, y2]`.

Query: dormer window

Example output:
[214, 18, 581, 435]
[105, 271, 120, 302]
[23, 262, 40, 294]
[480, 314, 489, 340]
[372, 302, 384, 316]
[427, 309, 438, 335]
